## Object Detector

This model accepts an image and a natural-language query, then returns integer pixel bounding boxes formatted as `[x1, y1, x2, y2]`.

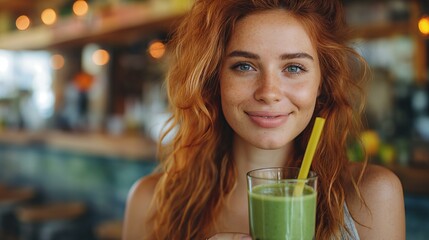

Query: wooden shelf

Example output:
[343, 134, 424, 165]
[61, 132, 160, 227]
[348, 1, 427, 82]
[0, 130, 157, 160]
[350, 22, 413, 39]
[0, 0, 36, 11]
[0, 3, 187, 50]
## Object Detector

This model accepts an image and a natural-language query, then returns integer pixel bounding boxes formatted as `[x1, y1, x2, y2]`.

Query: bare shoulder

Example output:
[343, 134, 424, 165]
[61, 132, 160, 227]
[346, 162, 405, 240]
[122, 173, 163, 240]
[128, 173, 162, 203]
[348, 162, 403, 196]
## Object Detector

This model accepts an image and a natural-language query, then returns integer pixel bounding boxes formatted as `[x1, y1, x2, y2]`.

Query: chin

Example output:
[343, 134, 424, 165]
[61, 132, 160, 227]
[252, 140, 286, 150]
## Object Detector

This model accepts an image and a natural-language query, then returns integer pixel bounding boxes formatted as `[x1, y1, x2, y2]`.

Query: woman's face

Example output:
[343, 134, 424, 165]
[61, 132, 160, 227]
[220, 10, 321, 150]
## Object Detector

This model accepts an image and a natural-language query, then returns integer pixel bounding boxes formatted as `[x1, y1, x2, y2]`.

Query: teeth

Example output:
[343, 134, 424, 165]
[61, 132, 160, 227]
[261, 116, 275, 119]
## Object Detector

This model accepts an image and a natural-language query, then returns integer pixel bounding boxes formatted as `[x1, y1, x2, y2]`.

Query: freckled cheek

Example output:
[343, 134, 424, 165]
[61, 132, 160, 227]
[220, 84, 244, 128]
[220, 78, 247, 108]
[288, 85, 319, 109]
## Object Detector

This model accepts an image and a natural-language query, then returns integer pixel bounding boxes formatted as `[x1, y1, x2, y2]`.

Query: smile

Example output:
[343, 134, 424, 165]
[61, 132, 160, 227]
[246, 111, 290, 128]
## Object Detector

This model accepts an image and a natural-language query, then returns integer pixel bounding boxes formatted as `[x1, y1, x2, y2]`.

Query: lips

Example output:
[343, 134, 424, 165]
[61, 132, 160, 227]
[246, 111, 290, 128]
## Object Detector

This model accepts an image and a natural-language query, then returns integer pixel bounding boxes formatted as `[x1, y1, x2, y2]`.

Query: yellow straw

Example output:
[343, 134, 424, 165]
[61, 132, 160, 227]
[293, 117, 326, 196]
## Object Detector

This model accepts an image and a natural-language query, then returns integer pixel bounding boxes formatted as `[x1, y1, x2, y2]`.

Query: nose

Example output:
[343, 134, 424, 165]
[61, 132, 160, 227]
[254, 73, 282, 104]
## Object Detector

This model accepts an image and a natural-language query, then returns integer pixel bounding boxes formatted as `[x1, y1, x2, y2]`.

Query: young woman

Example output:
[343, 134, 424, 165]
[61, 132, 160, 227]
[123, 0, 405, 239]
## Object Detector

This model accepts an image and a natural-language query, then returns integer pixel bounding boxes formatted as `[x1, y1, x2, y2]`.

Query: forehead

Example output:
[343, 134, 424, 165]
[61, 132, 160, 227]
[227, 10, 317, 54]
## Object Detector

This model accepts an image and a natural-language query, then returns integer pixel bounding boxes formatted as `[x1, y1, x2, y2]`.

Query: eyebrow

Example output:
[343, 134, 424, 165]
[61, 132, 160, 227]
[226, 50, 314, 61]
[227, 50, 259, 59]
[280, 52, 314, 61]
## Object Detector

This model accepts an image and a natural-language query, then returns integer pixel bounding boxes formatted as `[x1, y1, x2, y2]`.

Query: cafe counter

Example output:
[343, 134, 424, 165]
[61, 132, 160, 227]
[0, 130, 157, 161]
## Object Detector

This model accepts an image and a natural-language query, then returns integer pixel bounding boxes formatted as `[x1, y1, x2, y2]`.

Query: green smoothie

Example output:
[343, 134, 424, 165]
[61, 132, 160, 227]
[248, 182, 317, 240]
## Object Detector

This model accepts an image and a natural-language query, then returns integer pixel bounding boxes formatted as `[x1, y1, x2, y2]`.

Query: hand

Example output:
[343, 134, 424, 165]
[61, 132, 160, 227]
[207, 233, 252, 240]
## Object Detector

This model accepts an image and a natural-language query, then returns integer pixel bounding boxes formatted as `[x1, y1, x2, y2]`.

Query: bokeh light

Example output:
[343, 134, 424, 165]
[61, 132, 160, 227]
[148, 40, 166, 59]
[92, 49, 110, 66]
[73, 0, 89, 16]
[51, 54, 65, 70]
[41, 8, 57, 25]
[418, 16, 429, 35]
[16, 15, 30, 30]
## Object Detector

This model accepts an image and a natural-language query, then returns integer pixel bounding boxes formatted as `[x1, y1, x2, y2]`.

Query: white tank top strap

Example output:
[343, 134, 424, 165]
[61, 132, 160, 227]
[341, 203, 360, 240]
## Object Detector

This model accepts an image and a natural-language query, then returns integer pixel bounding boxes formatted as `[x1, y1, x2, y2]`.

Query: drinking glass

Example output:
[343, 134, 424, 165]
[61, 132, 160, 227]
[247, 167, 317, 240]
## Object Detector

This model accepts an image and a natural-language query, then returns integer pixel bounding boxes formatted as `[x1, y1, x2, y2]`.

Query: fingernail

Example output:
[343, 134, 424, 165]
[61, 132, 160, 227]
[241, 236, 252, 240]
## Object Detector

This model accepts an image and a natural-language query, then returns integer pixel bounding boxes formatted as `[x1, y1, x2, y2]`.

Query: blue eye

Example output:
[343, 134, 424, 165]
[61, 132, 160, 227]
[233, 63, 255, 72]
[285, 64, 306, 74]
[287, 66, 300, 72]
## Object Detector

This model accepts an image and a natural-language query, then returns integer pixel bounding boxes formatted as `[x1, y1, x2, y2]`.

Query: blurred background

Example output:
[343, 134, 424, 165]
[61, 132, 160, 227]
[0, 0, 428, 239]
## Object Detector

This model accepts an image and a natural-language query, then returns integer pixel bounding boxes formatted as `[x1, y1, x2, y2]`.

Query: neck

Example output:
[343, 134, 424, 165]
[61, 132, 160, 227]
[232, 135, 291, 190]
